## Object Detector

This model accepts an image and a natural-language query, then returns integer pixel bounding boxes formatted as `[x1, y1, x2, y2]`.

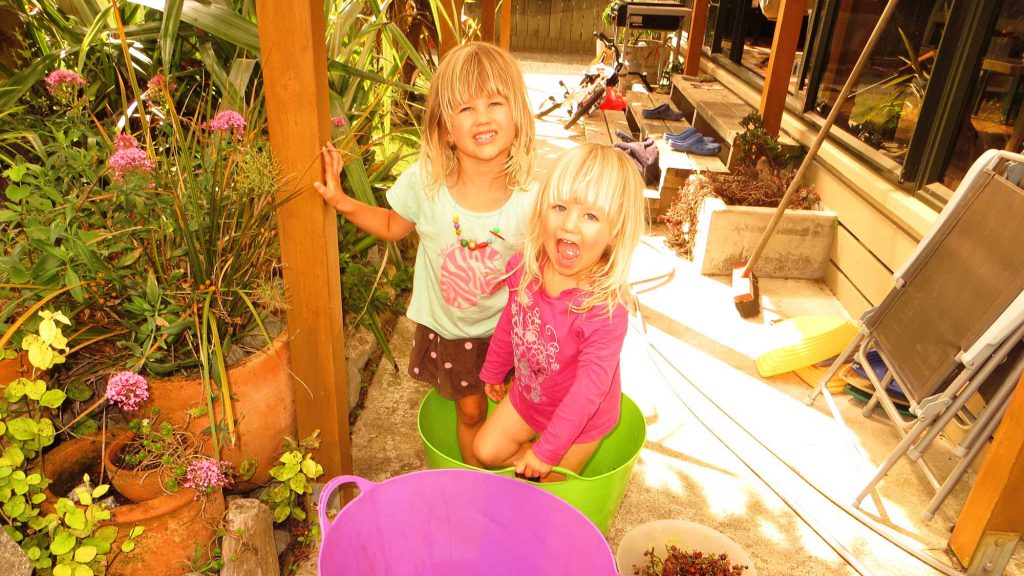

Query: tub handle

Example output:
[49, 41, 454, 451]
[317, 475, 376, 532]
[492, 465, 583, 484]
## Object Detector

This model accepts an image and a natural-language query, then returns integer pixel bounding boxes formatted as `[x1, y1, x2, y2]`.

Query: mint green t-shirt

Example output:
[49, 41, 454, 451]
[386, 162, 536, 340]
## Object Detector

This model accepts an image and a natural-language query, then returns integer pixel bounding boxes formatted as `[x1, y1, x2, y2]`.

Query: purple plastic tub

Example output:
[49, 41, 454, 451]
[318, 469, 619, 576]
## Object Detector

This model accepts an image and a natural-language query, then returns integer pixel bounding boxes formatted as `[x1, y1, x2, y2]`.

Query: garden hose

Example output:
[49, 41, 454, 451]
[630, 239, 966, 576]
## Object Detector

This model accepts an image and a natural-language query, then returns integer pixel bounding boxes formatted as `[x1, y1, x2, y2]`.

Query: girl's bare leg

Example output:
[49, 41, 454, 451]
[473, 398, 537, 469]
[541, 438, 600, 483]
[455, 393, 488, 467]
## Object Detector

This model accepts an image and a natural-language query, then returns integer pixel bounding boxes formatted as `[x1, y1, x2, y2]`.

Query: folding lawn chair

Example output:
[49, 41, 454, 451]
[805, 149, 1024, 520]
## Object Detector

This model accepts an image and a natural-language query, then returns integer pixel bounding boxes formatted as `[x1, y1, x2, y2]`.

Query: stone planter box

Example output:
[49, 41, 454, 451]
[693, 197, 836, 280]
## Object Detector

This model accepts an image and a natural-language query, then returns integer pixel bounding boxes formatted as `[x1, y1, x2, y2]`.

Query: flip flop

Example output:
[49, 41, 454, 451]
[670, 138, 721, 156]
[642, 104, 685, 121]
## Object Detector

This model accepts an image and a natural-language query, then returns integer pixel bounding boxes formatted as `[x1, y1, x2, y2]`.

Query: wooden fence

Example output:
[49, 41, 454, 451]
[464, 0, 613, 54]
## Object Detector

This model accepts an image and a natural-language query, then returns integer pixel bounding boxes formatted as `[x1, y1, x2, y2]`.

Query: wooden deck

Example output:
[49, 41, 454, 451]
[581, 86, 728, 218]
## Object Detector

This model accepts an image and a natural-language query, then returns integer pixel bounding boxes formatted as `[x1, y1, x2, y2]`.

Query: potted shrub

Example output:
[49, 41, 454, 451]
[660, 113, 835, 280]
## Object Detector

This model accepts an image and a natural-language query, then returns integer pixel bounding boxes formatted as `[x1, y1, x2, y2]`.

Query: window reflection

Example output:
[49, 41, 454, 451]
[943, 1, 1024, 189]
[814, 1, 944, 166]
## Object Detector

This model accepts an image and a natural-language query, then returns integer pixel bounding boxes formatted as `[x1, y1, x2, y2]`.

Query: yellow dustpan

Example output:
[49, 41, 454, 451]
[756, 315, 858, 377]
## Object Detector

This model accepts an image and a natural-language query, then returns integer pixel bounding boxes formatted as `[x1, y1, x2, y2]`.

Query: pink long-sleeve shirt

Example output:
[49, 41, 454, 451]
[479, 254, 627, 466]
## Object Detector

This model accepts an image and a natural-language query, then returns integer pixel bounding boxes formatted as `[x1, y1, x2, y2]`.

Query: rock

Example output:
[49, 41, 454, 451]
[274, 529, 290, 556]
[0, 529, 32, 576]
[345, 327, 376, 410]
[220, 499, 280, 576]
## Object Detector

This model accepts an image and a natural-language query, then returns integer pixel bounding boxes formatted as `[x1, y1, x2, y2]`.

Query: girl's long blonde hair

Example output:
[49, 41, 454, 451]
[518, 143, 647, 315]
[420, 42, 535, 195]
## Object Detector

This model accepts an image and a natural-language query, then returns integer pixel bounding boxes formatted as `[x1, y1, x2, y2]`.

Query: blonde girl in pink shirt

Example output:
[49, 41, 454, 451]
[474, 143, 646, 481]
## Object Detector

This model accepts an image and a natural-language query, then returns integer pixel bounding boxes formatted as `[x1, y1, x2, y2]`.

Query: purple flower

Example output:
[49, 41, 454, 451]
[182, 458, 232, 496]
[44, 69, 86, 106]
[331, 116, 347, 128]
[105, 371, 150, 411]
[107, 135, 155, 181]
[146, 74, 166, 91]
[204, 110, 247, 138]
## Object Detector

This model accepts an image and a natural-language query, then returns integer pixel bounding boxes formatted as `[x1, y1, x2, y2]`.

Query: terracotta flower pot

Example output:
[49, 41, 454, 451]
[43, 433, 224, 576]
[137, 334, 295, 488]
[103, 432, 168, 503]
[0, 351, 35, 383]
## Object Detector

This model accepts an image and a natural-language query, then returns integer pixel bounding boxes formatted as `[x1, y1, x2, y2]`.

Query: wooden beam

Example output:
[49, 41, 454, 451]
[759, 0, 807, 135]
[683, 0, 709, 77]
[480, 0, 496, 43]
[254, 0, 351, 479]
[499, 0, 511, 50]
[949, 373, 1024, 564]
[438, 0, 465, 57]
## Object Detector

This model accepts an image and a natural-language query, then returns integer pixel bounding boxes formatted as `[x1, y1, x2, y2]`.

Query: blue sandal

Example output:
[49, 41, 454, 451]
[670, 138, 721, 156]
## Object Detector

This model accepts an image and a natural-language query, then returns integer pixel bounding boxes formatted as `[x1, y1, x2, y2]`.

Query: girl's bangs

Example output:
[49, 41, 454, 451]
[546, 156, 632, 227]
[438, 53, 516, 118]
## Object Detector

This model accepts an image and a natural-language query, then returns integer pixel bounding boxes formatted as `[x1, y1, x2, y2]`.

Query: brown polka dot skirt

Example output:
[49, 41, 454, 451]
[408, 323, 490, 400]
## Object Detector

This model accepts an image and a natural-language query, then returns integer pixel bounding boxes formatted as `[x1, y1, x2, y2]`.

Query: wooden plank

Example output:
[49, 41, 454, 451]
[683, 0, 709, 76]
[805, 163, 919, 271]
[759, 0, 807, 135]
[824, 262, 872, 319]
[950, 374, 1024, 565]
[499, 0, 511, 50]
[480, 0, 496, 43]
[584, 110, 613, 146]
[830, 225, 893, 307]
[605, 109, 633, 142]
[254, 0, 350, 478]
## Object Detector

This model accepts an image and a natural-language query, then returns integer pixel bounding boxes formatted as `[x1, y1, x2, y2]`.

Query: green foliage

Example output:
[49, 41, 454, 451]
[732, 112, 786, 170]
[115, 407, 201, 493]
[259, 430, 324, 525]
[1, 311, 141, 575]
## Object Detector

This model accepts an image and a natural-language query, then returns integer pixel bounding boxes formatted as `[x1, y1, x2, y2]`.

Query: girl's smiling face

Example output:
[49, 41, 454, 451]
[541, 199, 613, 293]
[446, 94, 516, 164]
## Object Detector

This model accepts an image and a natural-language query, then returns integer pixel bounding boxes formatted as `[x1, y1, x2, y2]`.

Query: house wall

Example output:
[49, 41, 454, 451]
[698, 57, 944, 318]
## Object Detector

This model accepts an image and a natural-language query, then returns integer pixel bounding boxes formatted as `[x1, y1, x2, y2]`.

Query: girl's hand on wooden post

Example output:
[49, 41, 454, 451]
[313, 142, 348, 212]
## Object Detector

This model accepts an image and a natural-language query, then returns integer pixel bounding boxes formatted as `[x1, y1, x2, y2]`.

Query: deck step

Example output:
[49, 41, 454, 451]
[670, 74, 802, 169]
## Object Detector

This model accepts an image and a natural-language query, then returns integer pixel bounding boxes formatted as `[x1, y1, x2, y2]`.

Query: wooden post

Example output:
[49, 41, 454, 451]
[254, 0, 351, 479]
[499, 0, 511, 50]
[683, 0, 709, 77]
[480, 0, 496, 43]
[759, 0, 807, 135]
[438, 0, 465, 57]
[949, 373, 1024, 565]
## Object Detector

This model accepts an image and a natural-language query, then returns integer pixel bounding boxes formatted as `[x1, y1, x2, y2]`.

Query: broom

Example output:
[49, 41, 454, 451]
[733, 0, 901, 318]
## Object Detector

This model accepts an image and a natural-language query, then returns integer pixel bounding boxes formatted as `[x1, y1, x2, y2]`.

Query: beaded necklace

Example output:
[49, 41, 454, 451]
[450, 183, 507, 251]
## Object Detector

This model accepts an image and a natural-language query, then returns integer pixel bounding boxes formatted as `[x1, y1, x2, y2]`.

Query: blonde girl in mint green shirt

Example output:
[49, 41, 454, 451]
[314, 42, 535, 467]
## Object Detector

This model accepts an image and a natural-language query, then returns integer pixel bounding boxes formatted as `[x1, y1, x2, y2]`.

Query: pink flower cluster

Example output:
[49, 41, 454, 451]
[105, 371, 149, 411]
[331, 116, 347, 128]
[107, 134, 155, 181]
[182, 458, 232, 496]
[205, 110, 246, 138]
[44, 69, 86, 106]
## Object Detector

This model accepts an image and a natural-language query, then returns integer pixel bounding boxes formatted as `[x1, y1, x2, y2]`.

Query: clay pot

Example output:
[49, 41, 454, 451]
[138, 334, 295, 488]
[43, 434, 224, 576]
[103, 432, 168, 503]
[0, 351, 34, 383]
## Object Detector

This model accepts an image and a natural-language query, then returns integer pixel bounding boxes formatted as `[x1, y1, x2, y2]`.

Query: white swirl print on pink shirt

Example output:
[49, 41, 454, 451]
[510, 294, 559, 403]
[439, 242, 504, 309]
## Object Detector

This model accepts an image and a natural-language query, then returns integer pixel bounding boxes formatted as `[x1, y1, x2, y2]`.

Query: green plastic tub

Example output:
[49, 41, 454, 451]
[417, 389, 646, 534]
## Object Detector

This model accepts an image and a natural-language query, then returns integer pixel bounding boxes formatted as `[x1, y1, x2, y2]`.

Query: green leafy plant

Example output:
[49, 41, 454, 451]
[0, 308, 141, 575]
[259, 430, 325, 525]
